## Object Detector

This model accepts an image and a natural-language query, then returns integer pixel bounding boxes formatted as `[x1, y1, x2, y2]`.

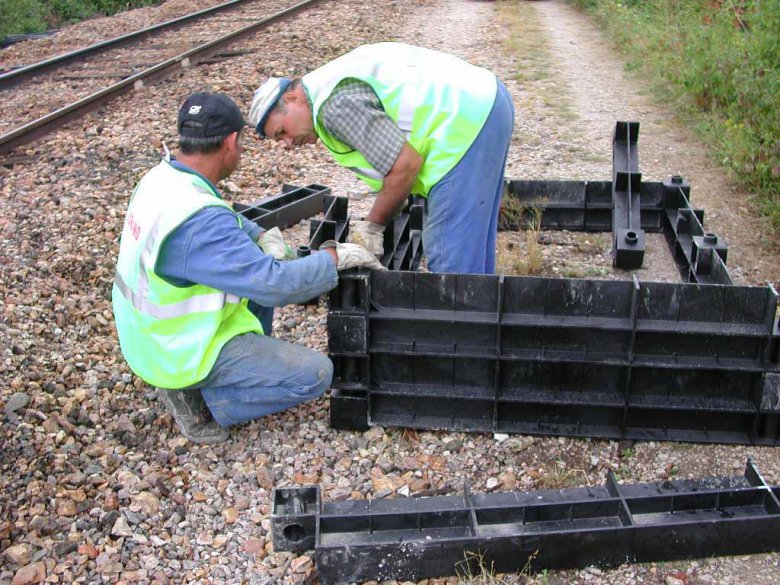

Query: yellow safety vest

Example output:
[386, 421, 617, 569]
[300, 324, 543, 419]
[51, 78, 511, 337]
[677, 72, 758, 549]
[112, 160, 262, 389]
[303, 42, 497, 196]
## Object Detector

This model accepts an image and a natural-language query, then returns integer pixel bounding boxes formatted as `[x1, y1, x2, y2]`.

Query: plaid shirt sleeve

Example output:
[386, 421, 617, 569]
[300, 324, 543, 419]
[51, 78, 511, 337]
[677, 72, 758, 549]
[318, 79, 406, 177]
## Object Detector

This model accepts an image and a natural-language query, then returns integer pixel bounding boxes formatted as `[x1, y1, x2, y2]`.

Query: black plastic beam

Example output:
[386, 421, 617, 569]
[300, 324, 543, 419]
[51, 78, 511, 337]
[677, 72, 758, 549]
[234, 183, 330, 231]
[271, 460, 780, 585]
[328, 270, 780, 444]
[502, 175, 732, 285]
[612, 122, 645, 269]
[378, 197, 425, 271]
[307, 194, 350, 252]
[504, 179, 671, 233]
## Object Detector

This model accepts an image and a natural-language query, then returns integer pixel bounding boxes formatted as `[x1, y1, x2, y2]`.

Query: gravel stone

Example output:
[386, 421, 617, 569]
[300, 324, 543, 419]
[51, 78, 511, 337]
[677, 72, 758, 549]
[4, 392, 30, 418]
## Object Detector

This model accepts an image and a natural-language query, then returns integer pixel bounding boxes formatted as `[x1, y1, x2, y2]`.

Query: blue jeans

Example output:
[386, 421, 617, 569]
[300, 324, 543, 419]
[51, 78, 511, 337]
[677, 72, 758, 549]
[194, 305, 333, 427]
[423, 80, 515, 274]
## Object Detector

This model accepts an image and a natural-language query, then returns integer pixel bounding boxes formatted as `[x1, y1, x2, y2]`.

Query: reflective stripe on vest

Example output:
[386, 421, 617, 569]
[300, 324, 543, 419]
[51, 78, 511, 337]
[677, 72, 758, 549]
[114, 271, 240, 320]
[303, 42, 497, 196]
[116, 190, 242, 318]
[346, 166, 384, 181]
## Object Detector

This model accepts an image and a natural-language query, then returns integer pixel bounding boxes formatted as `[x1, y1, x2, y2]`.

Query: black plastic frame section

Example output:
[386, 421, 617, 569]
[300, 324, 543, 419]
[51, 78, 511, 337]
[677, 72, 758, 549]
[234, 183, 330, 230]
[272, 460, 780, 584]
[328, 270, 780, 444]
[307, 194, 350, 251]
[661, 176, 732, 285]
[306, 195, 425, 271]
[502, 179, 669, 233]
[503, 175, 732, 285]
[612, 122, 645, 269]
[377, 196, 425, 271]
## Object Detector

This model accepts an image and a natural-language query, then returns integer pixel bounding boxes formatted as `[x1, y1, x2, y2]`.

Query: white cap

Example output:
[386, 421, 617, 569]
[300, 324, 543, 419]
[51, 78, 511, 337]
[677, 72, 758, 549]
[248, 77, 292, 137]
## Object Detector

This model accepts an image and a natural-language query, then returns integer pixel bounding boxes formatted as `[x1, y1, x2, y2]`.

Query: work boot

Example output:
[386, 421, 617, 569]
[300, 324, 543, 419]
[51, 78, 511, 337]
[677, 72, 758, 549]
[156, 388, 229, 444]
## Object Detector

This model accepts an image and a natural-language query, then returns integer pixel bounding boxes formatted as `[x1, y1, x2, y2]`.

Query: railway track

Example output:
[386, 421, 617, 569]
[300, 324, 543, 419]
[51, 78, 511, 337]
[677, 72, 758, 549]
[0, 0, 256, 87]
[0, 0, 323, 155]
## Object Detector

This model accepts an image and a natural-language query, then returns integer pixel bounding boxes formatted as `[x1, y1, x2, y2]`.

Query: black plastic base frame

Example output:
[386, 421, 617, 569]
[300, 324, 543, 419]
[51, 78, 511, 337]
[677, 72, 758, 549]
[234, 183, 330, 230]
[323, 122, 779, 443]
[328, 269, 780, 445]
[272, 461, 780, 584]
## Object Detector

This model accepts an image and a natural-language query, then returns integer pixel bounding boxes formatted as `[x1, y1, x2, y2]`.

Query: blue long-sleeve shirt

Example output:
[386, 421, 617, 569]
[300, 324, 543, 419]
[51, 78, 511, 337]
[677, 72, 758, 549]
[156, 161, 338, 306]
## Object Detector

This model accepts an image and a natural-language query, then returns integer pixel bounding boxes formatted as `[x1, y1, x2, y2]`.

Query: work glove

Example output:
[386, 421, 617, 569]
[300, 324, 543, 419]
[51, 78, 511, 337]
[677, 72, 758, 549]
[257, 227, 295, 261]
[320, 240, 386, 271]
[348, 220, 385, 257]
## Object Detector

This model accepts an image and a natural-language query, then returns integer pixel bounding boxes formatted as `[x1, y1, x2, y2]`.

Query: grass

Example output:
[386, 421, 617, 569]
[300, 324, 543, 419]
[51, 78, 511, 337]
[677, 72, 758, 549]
[535, 461, 590, 490]
[567, 0, 780, 231]
[497, 196, 545, 276]
[456, 549, 541, 585]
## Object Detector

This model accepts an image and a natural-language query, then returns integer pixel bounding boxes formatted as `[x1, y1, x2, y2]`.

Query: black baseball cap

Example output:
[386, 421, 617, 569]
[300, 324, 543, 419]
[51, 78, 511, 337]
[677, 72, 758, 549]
[178, 92, 245, 138]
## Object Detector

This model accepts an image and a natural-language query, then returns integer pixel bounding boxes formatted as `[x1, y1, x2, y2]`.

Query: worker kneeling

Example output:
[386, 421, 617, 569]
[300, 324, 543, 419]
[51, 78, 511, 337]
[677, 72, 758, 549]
[112, 92, 383, 444]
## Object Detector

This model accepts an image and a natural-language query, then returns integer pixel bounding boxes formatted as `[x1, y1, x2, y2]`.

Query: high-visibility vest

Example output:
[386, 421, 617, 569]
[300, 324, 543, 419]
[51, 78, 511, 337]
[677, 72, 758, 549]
[112, 160, 262, 389]
[303, 42, 497, 196]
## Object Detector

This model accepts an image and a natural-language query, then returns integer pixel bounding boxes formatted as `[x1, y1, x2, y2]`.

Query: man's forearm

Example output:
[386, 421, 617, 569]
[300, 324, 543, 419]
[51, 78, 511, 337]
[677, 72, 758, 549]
[366, 143, 423, 225]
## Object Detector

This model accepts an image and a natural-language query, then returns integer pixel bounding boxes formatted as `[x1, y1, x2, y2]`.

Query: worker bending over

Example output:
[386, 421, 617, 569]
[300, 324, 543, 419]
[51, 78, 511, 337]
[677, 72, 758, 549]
[249, 42, 515, 274]
[112, 92, 382, 443]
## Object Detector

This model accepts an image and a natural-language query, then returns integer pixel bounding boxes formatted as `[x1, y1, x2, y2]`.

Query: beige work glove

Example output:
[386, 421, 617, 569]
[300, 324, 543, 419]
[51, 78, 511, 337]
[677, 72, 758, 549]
[348, 220, 385, 257]
[320, 240, 386, 271]
[257, 227, 295, 261]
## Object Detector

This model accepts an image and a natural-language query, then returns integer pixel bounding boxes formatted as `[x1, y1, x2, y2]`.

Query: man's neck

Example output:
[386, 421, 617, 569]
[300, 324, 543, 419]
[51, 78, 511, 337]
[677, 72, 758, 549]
[175, 153, 221, 185]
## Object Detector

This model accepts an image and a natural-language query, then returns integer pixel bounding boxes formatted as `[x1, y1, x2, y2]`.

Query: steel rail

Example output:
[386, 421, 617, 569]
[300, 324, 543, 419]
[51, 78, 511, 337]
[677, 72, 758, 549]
[0, 0, 256, 89]
[0, 0, 323, 155]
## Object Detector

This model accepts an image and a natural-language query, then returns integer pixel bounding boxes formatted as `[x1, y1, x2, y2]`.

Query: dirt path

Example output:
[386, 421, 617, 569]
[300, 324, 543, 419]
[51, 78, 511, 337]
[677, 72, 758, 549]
[524, 0, 778, 288]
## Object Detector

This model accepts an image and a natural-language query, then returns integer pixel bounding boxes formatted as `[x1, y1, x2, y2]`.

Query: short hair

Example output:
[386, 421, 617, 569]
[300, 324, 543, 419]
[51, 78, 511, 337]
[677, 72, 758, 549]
[178, 122, 240, 154]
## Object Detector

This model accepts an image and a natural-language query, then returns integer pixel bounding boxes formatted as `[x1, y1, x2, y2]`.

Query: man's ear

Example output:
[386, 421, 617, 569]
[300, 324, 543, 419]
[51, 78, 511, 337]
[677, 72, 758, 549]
[225, 131, 240, 150]
[283, 84, 306, 106]
[281, 88, 297, 106]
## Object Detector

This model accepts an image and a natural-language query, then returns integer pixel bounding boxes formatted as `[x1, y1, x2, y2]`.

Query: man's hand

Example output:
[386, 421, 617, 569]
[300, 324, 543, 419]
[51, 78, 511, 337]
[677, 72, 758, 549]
[348, 220, 385, 257]
[257, 227, 295, 260]
[320, 240, 386, 271]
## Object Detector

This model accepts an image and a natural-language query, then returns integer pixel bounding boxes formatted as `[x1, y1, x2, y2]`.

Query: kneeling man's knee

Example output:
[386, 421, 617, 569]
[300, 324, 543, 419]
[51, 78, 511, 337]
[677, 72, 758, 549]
[308, 353, 333, 398]
[291, 351, 333, 401]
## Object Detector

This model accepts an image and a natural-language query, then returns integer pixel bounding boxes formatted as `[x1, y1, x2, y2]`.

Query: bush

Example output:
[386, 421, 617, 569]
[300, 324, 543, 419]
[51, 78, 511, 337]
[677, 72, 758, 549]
[570, 0, 780, 228]
[0, 0, 50, 39]
[0, 0, 160, 41]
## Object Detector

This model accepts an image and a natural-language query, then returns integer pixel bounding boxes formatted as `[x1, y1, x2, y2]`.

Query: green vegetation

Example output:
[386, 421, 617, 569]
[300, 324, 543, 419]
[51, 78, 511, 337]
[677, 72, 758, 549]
[456, 549, 540, 584]
[0, 0, 160, 40]
[568, 0, 780, 229]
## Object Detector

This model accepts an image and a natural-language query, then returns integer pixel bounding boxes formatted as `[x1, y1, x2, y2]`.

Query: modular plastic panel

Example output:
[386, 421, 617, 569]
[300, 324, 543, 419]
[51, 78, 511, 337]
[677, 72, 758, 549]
[612, 121, 645, 269]
[503, 179, 667, 232]
[234, 183, 330, 230]
[272, 461, 780, 584]
[661, 176, 732, 285]
[328, 271, 780, 444]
